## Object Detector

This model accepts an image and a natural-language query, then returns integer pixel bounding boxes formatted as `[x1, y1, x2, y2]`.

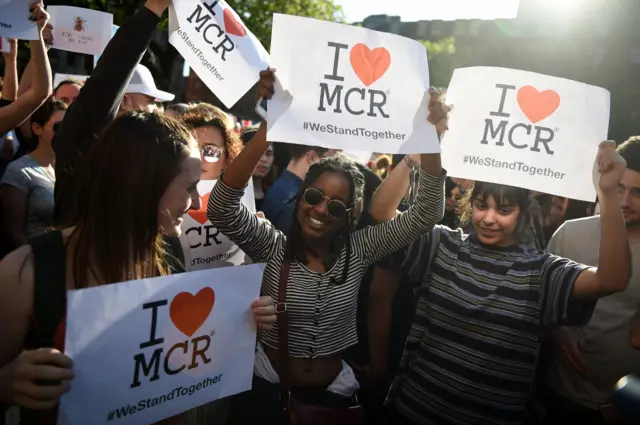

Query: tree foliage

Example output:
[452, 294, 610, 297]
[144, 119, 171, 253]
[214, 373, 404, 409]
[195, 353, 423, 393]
[420, 37, 456, 88]
[46, 0, 344, 49]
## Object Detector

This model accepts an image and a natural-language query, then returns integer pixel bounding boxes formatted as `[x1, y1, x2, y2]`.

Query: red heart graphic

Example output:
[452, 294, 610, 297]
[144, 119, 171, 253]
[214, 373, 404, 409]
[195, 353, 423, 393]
[170, 287, 215, 337]
[187, 192, 211, 225]
[516, 86, 560, 124]
[223, 9, 246, 37]
[349, 44, 391, 87]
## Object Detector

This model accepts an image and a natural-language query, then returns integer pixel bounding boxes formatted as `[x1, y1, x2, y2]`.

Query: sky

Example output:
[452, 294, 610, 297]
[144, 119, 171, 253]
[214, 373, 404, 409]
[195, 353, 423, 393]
[336, 1, 417, 23]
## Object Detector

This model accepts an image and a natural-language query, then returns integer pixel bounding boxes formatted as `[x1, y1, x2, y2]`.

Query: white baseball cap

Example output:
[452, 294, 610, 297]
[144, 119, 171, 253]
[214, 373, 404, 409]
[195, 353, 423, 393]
[125, 64, 175, 102]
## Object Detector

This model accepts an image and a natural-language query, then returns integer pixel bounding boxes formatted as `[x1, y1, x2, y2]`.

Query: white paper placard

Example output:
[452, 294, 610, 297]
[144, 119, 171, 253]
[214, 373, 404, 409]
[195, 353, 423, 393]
[0, 0, 39, 40]
[267, 14, 439, 155]
[93, 24, 119, 68]
[341, 150, 372, 165]
[0, 37, 12, 53]
[58, 264, 264, 425]
[53, 73, 88, 88]
[168, 0, 270, 108]
[441, 67, 610, 202]
[179, 179, 256, 271]
[48, 6, 113, 56]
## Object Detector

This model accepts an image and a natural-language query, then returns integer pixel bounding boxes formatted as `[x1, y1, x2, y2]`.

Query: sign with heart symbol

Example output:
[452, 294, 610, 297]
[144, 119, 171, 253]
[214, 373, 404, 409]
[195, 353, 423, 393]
[223, 8, 246, 37]
[350, 44, 391, 87]
[516, 86, 560, 124]
[168, 0, 270, 108]
[267, 13, 439, 155]
[440, 66, 610, 203]
[61, 265, 265, 425]
[170, 287, 215, 337]
[188, 192, 211, 225]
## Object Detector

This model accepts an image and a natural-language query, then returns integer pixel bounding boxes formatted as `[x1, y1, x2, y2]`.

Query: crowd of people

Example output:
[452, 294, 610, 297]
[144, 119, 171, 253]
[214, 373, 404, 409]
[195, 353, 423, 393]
[0, 1, 638, 425]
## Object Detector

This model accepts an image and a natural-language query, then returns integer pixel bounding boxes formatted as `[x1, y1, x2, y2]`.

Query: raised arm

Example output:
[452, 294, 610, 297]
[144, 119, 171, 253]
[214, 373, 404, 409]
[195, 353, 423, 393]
[368, 155, 417, 222]
[53, 0, 167, 225]
[352, 90, 447, 265]
[0, 4, 52, 136]
[1, 39, 18, 101]
[572, 142, 631, 298]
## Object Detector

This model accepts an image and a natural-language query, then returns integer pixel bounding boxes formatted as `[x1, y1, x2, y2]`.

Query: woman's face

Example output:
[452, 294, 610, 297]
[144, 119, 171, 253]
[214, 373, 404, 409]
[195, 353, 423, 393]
[297, 171, 351, 241]
[254, 144, 274, 179]
[471, 194, 520, 247]
[192, 125, 227, 180]
[34, 110, 66, 145]
[157, 146, 202, 238]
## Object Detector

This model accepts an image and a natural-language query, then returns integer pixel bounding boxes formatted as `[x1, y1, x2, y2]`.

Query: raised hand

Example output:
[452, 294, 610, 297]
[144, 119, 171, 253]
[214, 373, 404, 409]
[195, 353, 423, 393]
[427, 87, 451, 137]
[256, 68, 276, 102]
[29, 1, 50, 34]
[2, 39, 17, 61]
[596, 140, 626, 194]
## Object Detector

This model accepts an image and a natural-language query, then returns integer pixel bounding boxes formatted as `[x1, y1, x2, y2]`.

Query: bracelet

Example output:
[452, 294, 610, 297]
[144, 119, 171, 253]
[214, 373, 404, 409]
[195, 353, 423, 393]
[403, 155, 420, 169]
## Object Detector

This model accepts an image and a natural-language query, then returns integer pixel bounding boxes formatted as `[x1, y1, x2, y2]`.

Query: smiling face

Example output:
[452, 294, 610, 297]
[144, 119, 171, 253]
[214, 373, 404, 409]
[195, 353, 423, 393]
[297, 171, 351, 241]
[157, 146, 202, 237]
[468, 183, 528, 247]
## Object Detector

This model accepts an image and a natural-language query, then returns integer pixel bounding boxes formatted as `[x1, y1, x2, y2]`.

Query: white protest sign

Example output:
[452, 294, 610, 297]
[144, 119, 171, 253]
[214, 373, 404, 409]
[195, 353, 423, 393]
[341, 151, 372, 165]
[0, 0, 38, 40]
[48, 6, 113, 55]
[267, 14, 439, 155]
[58, 264, 264, 425]
[0, 37, 12, 53]
[441, 67, 610, 202]
[93, 24, 119, 68]
[168, 0, 270, 108]
[53, 73, 88, 88]
[179, 179, 256, 271]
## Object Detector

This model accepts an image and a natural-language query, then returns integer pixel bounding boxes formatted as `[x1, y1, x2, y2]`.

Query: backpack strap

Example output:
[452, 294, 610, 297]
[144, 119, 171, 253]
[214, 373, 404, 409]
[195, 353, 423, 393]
[29, 231, 67, 348]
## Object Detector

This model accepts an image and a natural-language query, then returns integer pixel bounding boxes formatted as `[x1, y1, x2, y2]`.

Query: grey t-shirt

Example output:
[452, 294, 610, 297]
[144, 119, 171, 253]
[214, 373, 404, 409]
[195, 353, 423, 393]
[546, 215, 640, 409]
[0, 155, 55, 237]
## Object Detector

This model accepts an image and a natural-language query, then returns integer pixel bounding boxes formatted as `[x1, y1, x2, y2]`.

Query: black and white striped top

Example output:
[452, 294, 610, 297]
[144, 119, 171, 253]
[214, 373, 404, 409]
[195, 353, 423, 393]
[207, 169, 445, 357]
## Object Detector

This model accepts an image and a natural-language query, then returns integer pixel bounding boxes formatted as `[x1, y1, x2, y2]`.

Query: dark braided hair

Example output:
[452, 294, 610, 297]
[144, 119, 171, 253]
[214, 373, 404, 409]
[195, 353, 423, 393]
[285, 155, 365, 285]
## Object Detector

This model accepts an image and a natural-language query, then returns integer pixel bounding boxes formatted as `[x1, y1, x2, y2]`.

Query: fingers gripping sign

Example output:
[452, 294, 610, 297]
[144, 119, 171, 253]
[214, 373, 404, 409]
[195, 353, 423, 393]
[593, 140, 627, 194]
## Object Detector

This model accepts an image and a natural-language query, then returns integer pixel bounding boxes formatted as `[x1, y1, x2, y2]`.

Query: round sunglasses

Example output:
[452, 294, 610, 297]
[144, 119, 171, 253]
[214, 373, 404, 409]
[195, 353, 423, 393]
[303, 188, 350, 218]
[200, 145, 224, 163]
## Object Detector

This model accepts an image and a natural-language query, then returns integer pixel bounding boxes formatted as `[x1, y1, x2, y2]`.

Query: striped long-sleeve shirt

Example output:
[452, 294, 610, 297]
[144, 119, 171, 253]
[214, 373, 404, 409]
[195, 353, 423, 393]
[388, 226, 596, 425]
[207, 169, 445, 357]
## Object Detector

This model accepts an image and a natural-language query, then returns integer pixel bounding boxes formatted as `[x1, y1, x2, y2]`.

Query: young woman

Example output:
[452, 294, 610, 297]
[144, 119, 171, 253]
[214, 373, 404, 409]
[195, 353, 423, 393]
[368, 142, 631, 425]
[0, 98, 66, 248]
[207, 69, 447, 424]
[182, 104, 243, 180]
[0, 113, 276, 425]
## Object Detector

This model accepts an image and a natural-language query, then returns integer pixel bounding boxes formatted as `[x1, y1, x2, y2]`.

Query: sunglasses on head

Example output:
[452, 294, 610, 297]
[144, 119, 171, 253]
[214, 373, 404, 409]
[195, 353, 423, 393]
[303, 188, 350, 218]
[200, 145, 223, 163]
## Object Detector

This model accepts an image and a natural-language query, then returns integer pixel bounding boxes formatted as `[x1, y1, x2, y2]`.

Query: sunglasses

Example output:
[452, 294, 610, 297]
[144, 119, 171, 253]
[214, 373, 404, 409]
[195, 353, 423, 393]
[200, 145, 223, 163]
[303, 188, 350, 218]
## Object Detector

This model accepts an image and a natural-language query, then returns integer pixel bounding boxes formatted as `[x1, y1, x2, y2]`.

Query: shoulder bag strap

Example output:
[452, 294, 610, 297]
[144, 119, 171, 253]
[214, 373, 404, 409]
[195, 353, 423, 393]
[276, 255, 292, 422]
[29, 230, 67, 348]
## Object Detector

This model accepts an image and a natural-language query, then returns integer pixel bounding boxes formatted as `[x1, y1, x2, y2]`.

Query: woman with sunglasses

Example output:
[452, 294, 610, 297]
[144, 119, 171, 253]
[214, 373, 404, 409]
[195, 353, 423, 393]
[207, 69, 447, 424]
[0, 98, 67, 249]
[181, 104, 243, 180]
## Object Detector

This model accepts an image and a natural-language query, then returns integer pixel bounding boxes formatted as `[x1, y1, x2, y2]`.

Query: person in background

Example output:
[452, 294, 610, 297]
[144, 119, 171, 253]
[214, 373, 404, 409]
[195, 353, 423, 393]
[543, 136, 640, 425]
[120, 64, 174, 114]
[181, 104, 242, 181]
[0, 3, 52, 137]
[261, 144, 336, 232]
[441, 177, 462, 228]
[52, 80, 82, 106]
[0, 98, 66, 248]
[375, 155, 391, 180]
[241, 126, 276, 211]
[165, 102, 191, 118]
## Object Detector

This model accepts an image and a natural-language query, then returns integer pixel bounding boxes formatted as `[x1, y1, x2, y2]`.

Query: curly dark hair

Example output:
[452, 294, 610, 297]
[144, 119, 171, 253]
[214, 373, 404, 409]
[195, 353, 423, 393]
[286, 155, 365, 285]
[181, 104, 243, 162]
